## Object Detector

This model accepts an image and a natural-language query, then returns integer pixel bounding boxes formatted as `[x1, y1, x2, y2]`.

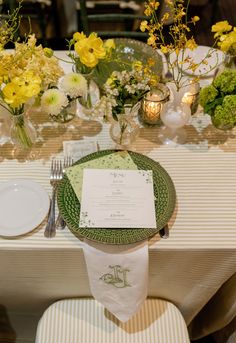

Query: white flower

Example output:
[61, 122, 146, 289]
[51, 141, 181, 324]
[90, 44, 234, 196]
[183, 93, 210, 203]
[59, 72, 87, 98]
[41, 89, 68, 115]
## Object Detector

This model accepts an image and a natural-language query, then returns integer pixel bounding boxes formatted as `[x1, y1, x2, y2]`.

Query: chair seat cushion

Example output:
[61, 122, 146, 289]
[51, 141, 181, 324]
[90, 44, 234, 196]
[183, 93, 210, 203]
[36, 298, 190, 343]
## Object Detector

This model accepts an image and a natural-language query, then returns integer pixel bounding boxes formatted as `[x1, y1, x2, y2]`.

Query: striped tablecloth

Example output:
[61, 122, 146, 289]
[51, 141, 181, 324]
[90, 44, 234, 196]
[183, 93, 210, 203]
[0, 52, 235, 341]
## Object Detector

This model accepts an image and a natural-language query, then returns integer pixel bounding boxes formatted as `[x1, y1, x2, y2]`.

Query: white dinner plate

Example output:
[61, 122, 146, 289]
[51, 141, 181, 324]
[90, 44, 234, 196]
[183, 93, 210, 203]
[170, 45, 225, 77]
[0, 179, 50, 237]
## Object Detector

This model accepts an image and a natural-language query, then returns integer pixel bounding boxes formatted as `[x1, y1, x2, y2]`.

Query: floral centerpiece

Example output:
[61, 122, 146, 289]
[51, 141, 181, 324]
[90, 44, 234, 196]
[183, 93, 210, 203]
[41, 72, 87, 123]
[199, 69, 236, 130]
[0, 11, 63, 148]
[67, 32, 115, 111]
[93, 62, 156, 145]
[211, 20, 236, 69]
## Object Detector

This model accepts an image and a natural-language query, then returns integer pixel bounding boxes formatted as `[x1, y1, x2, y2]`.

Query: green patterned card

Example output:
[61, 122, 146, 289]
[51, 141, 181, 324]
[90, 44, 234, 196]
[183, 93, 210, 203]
[66, 151, 137, 201]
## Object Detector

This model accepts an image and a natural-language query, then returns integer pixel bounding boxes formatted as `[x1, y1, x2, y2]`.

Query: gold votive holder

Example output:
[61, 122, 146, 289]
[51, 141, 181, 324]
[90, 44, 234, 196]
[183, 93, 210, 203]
[140, 84, 170, 125]
[181, 81, 200, 115]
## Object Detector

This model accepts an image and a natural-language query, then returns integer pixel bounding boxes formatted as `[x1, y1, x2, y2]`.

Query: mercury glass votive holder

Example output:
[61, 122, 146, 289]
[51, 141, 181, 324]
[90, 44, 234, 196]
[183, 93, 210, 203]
[140, 84, 170, 125]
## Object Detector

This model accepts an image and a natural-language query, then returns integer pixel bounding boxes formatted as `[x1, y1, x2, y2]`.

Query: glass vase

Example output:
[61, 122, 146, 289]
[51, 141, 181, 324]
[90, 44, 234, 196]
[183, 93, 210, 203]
[50, 100, 77, 123]
[158, 83, 191, 145]
[223, 54, 236, 70]
[109, 114, 139, 148]
[10, 113, 37, 149]
[77, 71, 100, 119]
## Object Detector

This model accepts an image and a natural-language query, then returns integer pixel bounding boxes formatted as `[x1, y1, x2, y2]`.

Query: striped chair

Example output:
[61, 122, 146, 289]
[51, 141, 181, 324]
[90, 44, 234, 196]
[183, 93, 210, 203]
[35, 298, 190, 343]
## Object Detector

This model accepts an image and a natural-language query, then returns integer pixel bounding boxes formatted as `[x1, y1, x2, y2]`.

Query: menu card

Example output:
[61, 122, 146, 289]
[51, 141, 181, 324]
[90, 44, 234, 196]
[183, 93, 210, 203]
[79, 169, 156, 228]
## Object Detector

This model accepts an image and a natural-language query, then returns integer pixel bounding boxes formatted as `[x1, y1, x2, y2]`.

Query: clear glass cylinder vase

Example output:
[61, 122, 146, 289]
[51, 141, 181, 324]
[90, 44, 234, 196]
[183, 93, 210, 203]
[224, 54, 236, 69]
[10, 113, 37, 149]
[77, 70, 100, 119]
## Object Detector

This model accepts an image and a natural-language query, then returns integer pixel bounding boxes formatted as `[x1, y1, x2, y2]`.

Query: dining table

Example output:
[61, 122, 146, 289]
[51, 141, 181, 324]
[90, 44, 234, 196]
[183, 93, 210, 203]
[0, 50, 235, 342]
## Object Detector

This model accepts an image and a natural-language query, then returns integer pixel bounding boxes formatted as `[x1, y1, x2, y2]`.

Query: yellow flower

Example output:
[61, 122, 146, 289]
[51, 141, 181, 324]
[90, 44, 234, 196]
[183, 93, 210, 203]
[73, 32, 86, 42]
[104, 39, 115, 51]
[147, 34, 156, 46]
[185, 38, 197, 50]
[74, 32, 106, 68]
[13, 72, 41, 98]
[219, 30, 236, 53]
[140, 20, 148, 32]
[160, 45, 169, 54]
[2, 82, 27, 108]
[133, 60, 143, 71]
[147, 58, 155, 67]
[212, 21, 232, 37]
[162, 13, 170, 23]
[192, 16, 200, 24]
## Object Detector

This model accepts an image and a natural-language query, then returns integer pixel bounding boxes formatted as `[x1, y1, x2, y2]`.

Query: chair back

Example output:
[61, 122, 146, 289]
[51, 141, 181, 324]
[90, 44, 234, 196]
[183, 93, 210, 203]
[77, 0, 150, 39]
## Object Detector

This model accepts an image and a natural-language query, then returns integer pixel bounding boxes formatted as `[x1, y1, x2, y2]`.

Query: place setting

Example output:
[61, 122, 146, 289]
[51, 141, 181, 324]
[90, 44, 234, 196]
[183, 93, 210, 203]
[54, 148, 176, 321]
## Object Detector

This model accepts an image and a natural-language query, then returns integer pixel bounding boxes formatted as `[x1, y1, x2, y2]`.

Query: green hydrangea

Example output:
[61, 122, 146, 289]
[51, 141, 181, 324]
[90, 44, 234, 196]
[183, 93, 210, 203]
[223, 94, 236, 110]
[199, 85, 218, 108]
[213, 69, 236, 94]
[212, 96, 236, 130]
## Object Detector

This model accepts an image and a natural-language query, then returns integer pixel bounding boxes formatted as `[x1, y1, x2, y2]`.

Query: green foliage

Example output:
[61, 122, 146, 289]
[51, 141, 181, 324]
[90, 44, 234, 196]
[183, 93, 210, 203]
[199, 69, 236, 128]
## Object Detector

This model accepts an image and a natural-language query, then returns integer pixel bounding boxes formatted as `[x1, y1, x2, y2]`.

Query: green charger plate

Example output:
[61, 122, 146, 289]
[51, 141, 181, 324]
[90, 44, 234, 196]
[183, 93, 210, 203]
[94, 38, 163, 87]
[57, 150, 176, 245]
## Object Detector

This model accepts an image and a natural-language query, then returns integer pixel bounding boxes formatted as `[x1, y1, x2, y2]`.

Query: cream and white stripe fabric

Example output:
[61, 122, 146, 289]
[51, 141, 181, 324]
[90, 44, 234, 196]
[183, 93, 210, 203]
[35, 298, 190, 343]
[0, 51, 236, 340]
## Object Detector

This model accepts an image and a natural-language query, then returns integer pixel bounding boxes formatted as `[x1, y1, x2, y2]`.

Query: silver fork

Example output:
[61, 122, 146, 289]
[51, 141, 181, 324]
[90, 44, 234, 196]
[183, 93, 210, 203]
[55, 156, 74, 230]
[44, 159, 63, 238]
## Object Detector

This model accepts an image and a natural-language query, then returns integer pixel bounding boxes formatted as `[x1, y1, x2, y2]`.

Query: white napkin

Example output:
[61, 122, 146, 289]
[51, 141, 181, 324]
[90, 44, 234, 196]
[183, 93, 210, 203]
[83, 239, 149, 322]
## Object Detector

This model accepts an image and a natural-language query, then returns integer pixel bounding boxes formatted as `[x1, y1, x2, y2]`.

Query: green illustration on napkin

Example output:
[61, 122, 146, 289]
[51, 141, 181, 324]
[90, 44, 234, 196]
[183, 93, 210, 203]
[66, 151, 137, 201]
[100, 265, 131, 288]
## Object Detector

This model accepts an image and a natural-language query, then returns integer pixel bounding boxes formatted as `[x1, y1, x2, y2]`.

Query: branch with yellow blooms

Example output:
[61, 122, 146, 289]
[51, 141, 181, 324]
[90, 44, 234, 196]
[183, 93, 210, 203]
[140, 0, 220, 90]
[0, 0, 22, 50]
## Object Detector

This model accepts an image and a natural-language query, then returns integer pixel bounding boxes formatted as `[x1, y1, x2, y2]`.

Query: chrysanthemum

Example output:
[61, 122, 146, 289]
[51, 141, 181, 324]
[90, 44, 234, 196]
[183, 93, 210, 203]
[41, 89, 68, 115]
[59, 73, 87, 98]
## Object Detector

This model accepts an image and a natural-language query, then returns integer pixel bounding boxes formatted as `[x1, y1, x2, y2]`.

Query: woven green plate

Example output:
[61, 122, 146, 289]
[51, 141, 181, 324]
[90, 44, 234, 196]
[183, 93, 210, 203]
[57, 150, 176, 245]
[94, 38, 163, 87]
